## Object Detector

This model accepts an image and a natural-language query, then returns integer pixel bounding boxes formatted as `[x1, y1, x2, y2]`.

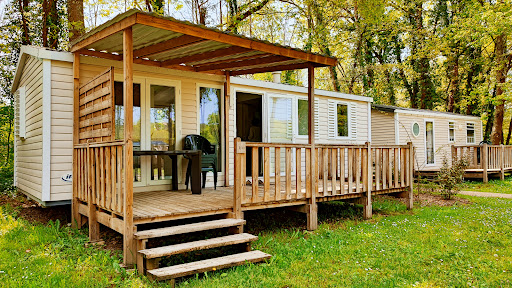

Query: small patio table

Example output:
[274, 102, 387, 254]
[133, 150, 202, 194]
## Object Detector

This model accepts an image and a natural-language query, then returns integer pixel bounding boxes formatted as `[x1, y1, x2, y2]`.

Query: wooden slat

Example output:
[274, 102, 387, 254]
[79, 85, 111, 106]
[382, 149, 387, 189]
[340, 148, 345, 194]
[400, 148, 405, 187]
[133, 35, 204, 58]
[285, 147, 292, 199]
[295, 148, 301, 198]
[79, 96, 113, 117]
[274, 147, 281, 201]
[375, 148, 381, 190]
[162, 46, 251, 66]
[322, 148, 328, 195]
[79, 69, 111, 93]
[347, 148, 353, 193]
[355, 148, 361, 193]
[388, 149, 392, 189]
[263, 147, 270, 202]
[362, 148, 367, 192]
[331, 149, 337, 195]
[134, 219, 246, 239]
[79, 127, 112, 140]
[79, 113, 112, 128]
[305, 148, 311, 198]
[251, 147, 258, 203]
[394, 148, 399, 188]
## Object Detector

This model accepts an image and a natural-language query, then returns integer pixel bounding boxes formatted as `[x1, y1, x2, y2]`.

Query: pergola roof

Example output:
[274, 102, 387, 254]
[70, 9, 337, 75]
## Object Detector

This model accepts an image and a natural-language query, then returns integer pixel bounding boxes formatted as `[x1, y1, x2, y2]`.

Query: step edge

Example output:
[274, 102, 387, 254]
[134, 219, 246, 239]
[139, 233, 258, 258]
[148, 251, 271, 280]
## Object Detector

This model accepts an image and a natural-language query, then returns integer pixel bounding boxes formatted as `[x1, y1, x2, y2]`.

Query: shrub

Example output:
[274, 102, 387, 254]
[437, 155, 469, 199]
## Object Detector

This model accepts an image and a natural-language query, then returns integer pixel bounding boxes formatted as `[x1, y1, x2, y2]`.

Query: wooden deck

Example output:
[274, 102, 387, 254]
[132, 178, 410, 225]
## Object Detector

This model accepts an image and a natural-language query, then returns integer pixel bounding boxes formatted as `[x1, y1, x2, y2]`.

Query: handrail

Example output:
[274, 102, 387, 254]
[73, 141, 126, 216]
[452, 144, 512, 182]
[234, 138, 414, 211]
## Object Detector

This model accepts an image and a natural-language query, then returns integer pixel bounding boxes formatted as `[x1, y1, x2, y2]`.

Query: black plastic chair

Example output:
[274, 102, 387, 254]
[184, 134, 218, 190]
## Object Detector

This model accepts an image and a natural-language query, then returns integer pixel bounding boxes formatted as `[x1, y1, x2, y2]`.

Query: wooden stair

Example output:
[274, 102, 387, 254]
[135, 218, 270, 286]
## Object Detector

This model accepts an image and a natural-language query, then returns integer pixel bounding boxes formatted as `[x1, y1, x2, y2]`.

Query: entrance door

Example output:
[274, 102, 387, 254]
[236, 92, 263, 177]
[425, 121, 434, 165]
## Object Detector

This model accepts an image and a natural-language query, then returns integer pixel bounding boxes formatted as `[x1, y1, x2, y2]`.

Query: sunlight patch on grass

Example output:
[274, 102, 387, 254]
[461, 176, 512, 194]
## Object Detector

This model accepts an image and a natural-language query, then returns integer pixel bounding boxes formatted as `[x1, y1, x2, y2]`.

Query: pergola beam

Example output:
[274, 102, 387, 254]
[195, 55, 292, 72]
[229, 62, 314, 76]
[133, 35, 205, 58]
[136, 13, 337, 66]
[70, 14, 137, 52]
[161, 46, 252, 67]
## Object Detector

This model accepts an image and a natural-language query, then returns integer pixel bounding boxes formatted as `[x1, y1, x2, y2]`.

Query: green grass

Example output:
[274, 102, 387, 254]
[460, 176, 512, 194]
[1, 196, 512, 287]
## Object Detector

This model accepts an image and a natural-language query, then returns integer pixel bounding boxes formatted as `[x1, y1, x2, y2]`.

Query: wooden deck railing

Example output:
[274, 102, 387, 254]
[452, 144, 512, 182]
[74, 141, 125, 216]
[234, 138, 414, 212]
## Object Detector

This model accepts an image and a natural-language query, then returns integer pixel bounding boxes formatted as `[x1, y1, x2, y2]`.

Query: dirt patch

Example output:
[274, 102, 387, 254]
[414, 192, 472, 207]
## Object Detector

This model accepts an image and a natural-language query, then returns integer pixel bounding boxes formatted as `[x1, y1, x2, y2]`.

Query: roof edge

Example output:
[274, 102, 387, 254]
[372, 104, 481, 119]
[11, 46, 73, 93]
[231, 77, 373, 103]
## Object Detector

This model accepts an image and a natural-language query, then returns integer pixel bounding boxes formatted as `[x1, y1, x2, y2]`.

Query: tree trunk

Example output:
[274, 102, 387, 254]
[447, 55, 459, 112]
[490, 34, 509, 145]
[67, 0, 84, 42]
[18, 0, 31, 45]
[42, 0, 48, 47]
[49, 0, 60, 48]
[506, 116, 512, 145]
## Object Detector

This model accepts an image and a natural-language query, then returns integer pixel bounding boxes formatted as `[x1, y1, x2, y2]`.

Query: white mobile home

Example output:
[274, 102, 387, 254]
[371, 104, 483, 171]
[12, 45, 372, 206]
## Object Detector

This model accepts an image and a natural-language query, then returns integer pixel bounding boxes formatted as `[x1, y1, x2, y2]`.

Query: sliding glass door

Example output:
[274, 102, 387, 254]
[425, 121, 435, 165]
[114, 77, 180, 187]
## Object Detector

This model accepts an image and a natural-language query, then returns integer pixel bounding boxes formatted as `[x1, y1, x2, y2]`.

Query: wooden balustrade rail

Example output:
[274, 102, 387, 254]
[452, 144, 512, 182]
[73, 141, 125, 216]
[234, 138, 414, 210]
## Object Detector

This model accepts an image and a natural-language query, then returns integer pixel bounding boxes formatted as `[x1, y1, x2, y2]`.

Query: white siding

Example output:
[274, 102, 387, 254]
[396, 112, 483, 170]
[371, 110, 395, 145]
[15, 56, 44, 200]
[49, 60, 74, 201]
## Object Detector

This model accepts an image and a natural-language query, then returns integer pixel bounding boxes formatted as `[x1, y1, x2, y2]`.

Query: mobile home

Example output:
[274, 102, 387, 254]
[11, 9, 414, 282]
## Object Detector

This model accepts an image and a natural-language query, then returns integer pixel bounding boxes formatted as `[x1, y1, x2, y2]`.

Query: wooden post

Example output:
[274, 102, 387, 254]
[407, 142, 414, 209]
[306, 63, 317, 230]
[123, 27, 135, 266]
[87, 144, 100, 241]
[483, 143, 488, 183]
[233, 137, 244, 219]
[72, 52, 82, 229]
[224, 72, 230, 186]
[451, 145, 456, 165]
[500, 144, 505, 180]
[363, 142, 372, 219]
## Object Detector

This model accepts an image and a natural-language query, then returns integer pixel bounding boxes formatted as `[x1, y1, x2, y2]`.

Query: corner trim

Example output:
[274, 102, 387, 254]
[42, 59, 52, 202]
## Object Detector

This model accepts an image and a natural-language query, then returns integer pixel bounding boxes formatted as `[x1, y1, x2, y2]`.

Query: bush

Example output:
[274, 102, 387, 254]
[437, 155, 469, 199]
[0, 164, 15, 196]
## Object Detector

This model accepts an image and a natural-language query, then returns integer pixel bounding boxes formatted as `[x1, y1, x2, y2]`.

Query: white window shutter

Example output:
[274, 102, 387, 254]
[314, 99, 320, 139]
[350, 103, 357, 140]
[328, 100, 336, 139]
[286, 98, 293, 139]
[15, 87, 26, 139]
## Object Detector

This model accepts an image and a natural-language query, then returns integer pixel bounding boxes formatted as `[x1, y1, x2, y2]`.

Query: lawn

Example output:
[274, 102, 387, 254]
[1, 194, 511, 287]
[460, 176, 512, 194]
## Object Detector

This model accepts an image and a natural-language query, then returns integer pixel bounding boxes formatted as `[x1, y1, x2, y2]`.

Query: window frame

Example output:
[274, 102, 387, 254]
[196, 83, 225, 174]
[333, 100, 351, 140]
[448, 121, 455, 143]
[411, 121, 420, 138]
[466, 122, 476, 144]
[296, 97, 309, 139]
[424, 119, 436, 166]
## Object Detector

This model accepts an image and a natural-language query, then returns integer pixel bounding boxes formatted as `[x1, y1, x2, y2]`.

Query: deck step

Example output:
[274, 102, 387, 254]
[139, 233, 258, 259]
[147, 250, 271, 281]
[134, 219, 246, 240]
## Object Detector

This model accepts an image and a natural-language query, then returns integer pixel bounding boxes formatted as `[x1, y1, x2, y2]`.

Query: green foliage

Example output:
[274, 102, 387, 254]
[437, 155, 470, 200]
[461, 176, 512, 194]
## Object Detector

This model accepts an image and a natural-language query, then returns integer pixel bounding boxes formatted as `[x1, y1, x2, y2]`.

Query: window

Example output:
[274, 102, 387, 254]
[114, 81, 142, 182]
[150, 85, 176, 180]
[449, 122, 455, 142]
[337, 103, 348, 137]
[199, 87, 222, 171]
[412, 122, 420, 137]
[467, 123, 475, 144]
[297, 99, 308, 136]
[269, 96, 293, 142]
[426, 121, 434, 164]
